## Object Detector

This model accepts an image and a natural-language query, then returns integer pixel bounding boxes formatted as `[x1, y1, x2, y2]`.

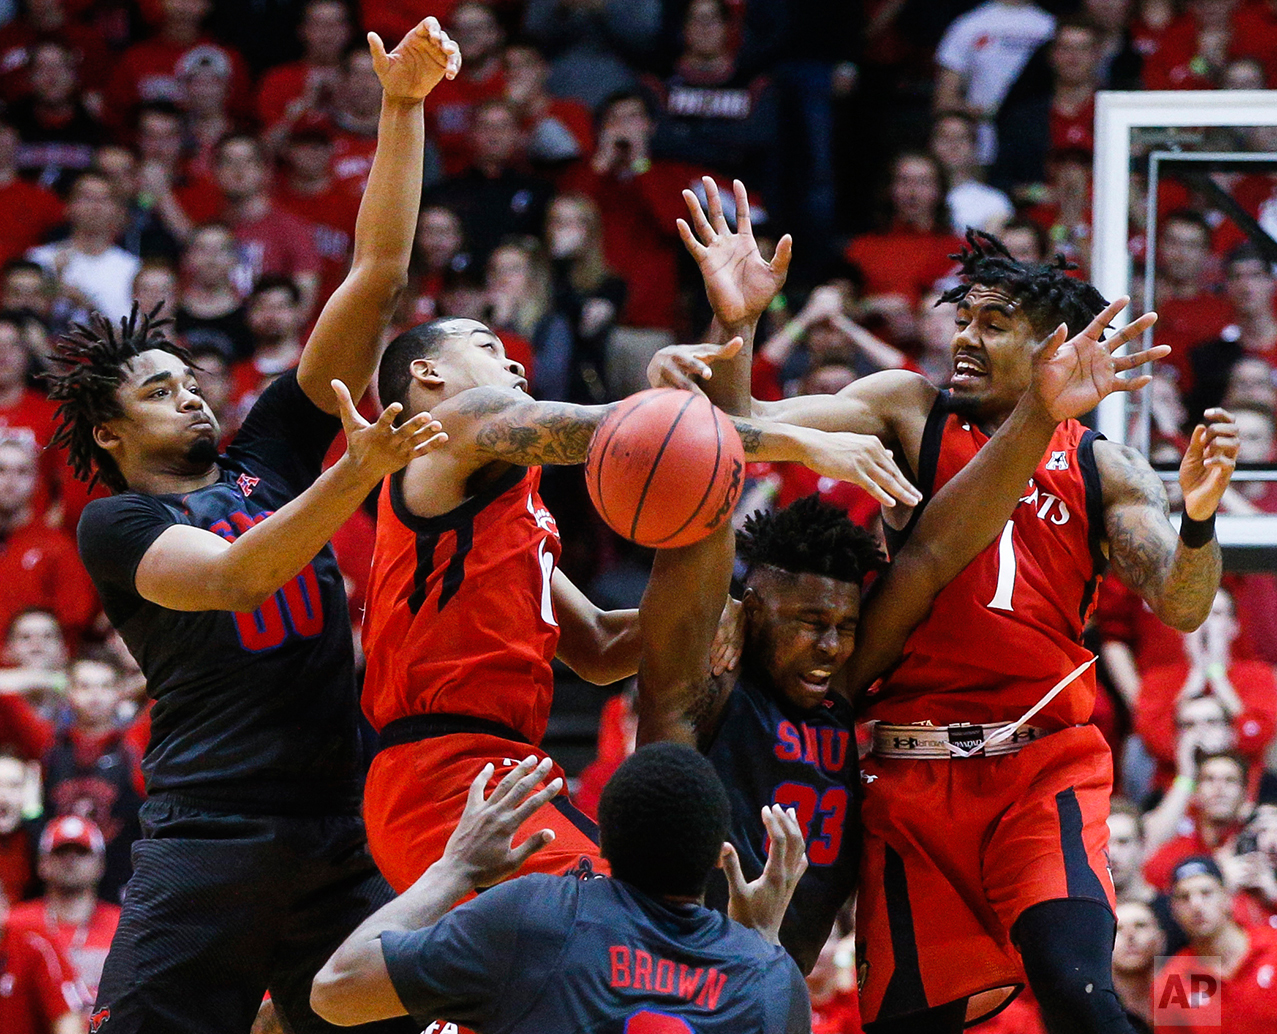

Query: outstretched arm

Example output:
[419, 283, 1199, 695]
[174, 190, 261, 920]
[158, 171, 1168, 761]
[1096, 407, 1238, 631]
[296, 19, 461, 414]
[843, 299, 1167, 700]
[551, 570, 640, 686]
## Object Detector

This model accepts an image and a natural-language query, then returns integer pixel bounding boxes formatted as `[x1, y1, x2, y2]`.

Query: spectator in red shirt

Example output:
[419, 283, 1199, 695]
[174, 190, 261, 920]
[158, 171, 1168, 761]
[1143, 0, 1277, 91]
[1112, 898, 1163, 1030]
[1154, 210, 1235, 390]
[1145, 751, 1253, 890]
[0, 0, 111, 105]
[562, 91, 705, 331]
[0, 753, 37, 905]
[423, 0, 507, 177]
[256, 0, 352, 134]
[0, 654, 147, 904]
[0, 312, 62, 523]
[424, 98, 555, 267]
[0, 116, 64, 265]
[1159, 855, 1277, 1034]
[228, 274, 306, 416]
[326, 46, 382, 189]
[1050, 17, 1100, 156]
[275, 119, 362, 309]
[104, 0, 251, 133]
[212, 134, 321, 316]
[0, 438, 97, 647]
[844, 151, 964, 310]
[1223, 803, 1277, 933]
[8, 816, 119, 1002]
[1136, 589, 1277, 794]
[8, 40, 101, 191]
[504, 42, 593, 175]
[0, 881, 84, 1034]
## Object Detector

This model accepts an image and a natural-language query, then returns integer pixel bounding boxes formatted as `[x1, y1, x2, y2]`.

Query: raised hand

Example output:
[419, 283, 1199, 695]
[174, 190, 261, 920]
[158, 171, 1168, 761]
[1030, 295, 1168, 422]
[723, 805, 809, 944]
[646, 336, 743, 392]
[798, 428, 922, 508]
[440, 755, 562, 888]
[1180, 408, 1239, 521]
[368, 16, 461, 104]
[333, 379, 448, 483]
[678, 178, 792, 329]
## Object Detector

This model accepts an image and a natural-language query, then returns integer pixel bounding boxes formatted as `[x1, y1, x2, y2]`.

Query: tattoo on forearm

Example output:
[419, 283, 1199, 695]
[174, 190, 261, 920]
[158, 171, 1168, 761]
[731, 419, 763, 454]
[1103, 444, 1221, 631]
[460, 389, 600, 465]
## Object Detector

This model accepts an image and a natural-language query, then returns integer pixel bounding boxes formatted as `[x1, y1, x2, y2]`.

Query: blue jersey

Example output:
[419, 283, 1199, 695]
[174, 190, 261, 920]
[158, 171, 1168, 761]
[76, 371, 361, 813]
[703, 670, 859, 974]
[381, 874, 809, 1034]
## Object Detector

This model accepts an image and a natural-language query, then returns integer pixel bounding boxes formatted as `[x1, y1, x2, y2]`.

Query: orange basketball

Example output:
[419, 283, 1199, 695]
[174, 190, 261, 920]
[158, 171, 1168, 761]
[586, 388, 745, 548]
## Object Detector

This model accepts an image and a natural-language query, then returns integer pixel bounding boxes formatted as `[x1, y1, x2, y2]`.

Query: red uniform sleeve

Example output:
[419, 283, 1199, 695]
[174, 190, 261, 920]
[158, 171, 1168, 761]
[1133, 663, 1186, 767]
[0, 693, 55, 759]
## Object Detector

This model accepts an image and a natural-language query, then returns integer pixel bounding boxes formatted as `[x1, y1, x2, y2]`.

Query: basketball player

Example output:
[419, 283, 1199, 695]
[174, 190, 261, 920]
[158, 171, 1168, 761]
[636, 294, 1168, 975]
[360, 318, 923, 894]
[47, 21, 461, 1034]
[313, 747, 813, 1033]
[649, 182, 1239, 1033]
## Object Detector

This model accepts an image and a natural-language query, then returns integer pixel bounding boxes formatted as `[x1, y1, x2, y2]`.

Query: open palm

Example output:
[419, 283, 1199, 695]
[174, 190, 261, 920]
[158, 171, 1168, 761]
[678, 177, 792, 327]
[1030, 296, 1166, 422]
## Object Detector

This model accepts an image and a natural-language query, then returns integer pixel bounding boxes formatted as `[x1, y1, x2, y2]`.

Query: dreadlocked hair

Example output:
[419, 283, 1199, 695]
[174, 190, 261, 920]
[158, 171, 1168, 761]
[45, 304, 188, 493]
[737, 494, 885, 587]
[938, 229, 1109, 336]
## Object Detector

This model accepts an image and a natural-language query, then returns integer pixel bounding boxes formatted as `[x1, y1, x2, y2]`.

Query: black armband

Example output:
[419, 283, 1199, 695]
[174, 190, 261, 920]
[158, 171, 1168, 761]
[1179, 511, 1216, 549]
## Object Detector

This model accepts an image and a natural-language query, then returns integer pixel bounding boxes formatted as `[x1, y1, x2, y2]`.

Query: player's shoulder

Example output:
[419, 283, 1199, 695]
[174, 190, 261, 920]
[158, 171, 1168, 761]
[77, 491, 177, 539]
[1091, 438, 1166, 507]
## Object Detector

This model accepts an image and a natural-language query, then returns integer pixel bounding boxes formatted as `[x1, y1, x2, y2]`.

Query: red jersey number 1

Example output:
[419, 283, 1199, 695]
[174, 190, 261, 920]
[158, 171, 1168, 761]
[987, 520, 1017, 612]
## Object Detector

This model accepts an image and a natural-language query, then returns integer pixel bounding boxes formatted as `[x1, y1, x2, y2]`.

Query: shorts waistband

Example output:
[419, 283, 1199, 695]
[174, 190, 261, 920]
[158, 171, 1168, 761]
[871, 722, 1053, 760]
[377, 713, 532, 752]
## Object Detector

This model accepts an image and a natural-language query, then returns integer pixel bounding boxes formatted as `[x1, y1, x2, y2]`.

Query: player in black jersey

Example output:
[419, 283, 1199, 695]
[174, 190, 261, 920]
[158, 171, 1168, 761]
[45, 20, 461, 1034]
[636, 185, 1170, 974]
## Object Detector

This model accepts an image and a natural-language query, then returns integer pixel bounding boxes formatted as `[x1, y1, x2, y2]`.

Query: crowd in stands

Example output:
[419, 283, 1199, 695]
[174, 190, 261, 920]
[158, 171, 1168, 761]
[3, 0, 1277, 1029]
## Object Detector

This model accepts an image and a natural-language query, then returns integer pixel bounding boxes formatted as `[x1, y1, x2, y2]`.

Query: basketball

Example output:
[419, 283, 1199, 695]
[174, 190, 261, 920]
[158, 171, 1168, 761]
[586, 388, 745, 548]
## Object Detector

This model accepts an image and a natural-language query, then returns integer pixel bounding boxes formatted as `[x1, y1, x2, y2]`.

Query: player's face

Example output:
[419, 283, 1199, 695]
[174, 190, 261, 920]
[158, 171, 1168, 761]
[1106, 813, 1145, 888]
[949, 285, 1039, 421]
[1113, 901, 1163, 974]
[744, 568, 860, 711]
[429, 320, 528, 399]
[100, 349, 220, 477]
[1171, 874, 1231, 940]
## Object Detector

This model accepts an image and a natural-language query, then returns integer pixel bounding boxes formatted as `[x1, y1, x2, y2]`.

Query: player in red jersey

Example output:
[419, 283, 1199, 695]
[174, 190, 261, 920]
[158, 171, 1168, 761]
[648, 185, 1239, 1034]
[360, 317, 922, 894]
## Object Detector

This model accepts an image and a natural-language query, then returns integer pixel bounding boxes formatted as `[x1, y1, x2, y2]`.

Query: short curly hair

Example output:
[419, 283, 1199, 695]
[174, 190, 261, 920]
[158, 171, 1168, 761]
[737, 494, 884, 587]
[599, 743, 730, 898]
[45, 305, 189, 493]
[938, 229, 1109, 337]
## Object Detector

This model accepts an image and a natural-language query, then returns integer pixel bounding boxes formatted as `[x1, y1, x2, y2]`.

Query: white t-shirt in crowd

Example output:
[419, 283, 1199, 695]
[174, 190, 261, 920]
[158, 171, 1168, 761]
[936, 1, 1056, 163]
[948, 180, 1015, 234]
[27, 242, 142, 322]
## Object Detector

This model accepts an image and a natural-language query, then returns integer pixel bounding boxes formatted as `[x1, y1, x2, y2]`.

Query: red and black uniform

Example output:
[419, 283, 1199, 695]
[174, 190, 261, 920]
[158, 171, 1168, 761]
[857, 392, 1116, 1025]
[362, 464, 606, 893]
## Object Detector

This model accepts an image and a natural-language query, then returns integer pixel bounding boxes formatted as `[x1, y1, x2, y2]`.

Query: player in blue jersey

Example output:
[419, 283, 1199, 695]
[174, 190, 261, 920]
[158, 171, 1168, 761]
[44, 19, 461, 1034]
[634, 181, 1169, 975]
[312, 746, 813, 1034]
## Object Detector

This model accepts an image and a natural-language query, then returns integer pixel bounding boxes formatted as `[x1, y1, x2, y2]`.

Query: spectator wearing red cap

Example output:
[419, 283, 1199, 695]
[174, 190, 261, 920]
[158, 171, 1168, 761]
[0, 752, 37, 905]
[1158, 855, 1277, 1034]
[8, 816, 119, 1003]
[0, 879, 84, 1034]
[0, 655, 146, 904]
[0, 438, 98, 649]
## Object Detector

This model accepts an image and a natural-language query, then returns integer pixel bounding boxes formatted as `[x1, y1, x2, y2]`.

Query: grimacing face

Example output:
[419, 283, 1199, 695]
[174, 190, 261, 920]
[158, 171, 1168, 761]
[411, 320, 528, 408]
[949, 285, 1041, 421]
[743, 568, 861, 711]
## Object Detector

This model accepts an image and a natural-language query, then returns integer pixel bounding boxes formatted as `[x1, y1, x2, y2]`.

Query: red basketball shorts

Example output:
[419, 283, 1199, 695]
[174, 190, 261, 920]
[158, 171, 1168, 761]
[856, 724, 1116, 1026]
[363, 732, 609, 893]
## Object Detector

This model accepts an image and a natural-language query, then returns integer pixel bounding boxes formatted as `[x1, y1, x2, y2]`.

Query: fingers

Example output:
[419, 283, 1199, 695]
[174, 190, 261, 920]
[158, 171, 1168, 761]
[676, 218, 708, 262]
[718, 336, 744, 360]
[487, 755, 552, 809]
[1037, 322, 1068, 363]
[367, 31, 388, 72]
[771, 233, 793, 281]
[1082, 294, 1130, 341]
[509, 828, 555, 867]
[703, 176, 729, 234]
[331, 379, 367, 429]
[760, 805, 807, 881]
[733, 180, 751, 238]
[1111, 344, 1171, 372]
[1106, 311, 1158, 352]
[682, 189, 715, 244]
[721, 841, 746, 894]
[465, 762, 496, 812]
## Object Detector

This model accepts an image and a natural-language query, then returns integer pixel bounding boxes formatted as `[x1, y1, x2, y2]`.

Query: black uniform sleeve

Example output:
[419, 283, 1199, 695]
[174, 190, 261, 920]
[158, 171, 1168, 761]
[224, 369, 342, 496]
[77, 494, 177, 621]
[380, 876, 572, 1030]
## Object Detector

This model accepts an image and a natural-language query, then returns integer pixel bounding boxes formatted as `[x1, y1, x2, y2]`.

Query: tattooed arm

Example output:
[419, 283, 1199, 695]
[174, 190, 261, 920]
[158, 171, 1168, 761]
[1095, 408, 1239, 632]
[433, 385, 920, 506]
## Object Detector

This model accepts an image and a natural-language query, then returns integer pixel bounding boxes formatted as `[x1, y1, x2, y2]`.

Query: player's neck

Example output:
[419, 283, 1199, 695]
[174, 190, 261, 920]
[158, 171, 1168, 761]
[124, 462, 220, 497]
